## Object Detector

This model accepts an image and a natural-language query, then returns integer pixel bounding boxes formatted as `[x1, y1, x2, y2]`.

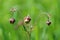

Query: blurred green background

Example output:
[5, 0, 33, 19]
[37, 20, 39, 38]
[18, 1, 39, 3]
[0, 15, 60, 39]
[0, 0, 60, 40]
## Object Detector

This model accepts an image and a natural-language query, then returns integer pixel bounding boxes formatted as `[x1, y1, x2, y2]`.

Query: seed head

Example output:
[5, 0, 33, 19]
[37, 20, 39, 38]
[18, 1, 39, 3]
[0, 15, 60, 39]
[10, 7, 16, 12]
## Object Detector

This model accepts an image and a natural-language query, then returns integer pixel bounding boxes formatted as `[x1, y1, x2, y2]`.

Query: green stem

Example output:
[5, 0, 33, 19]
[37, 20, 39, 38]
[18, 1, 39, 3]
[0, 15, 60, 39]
[23, 25, 31, 40]
[42, 27, 47, 40]
[23, 25, 27, 32]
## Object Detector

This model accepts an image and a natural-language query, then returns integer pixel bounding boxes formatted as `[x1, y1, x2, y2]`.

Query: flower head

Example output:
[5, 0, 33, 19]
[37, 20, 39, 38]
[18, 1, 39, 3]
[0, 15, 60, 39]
[10, 18, 15, 24]
[24, 15, 31, 24]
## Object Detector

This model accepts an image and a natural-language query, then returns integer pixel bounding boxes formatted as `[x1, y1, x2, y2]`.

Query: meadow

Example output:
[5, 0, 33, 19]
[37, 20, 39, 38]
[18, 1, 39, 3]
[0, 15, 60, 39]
[0, 0, 60, 40]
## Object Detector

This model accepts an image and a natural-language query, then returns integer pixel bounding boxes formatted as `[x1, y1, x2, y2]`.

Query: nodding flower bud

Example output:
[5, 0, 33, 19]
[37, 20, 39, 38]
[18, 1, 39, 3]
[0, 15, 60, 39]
[24, 16, 31, 24]
[10, 7, 16, 12]
[46, 20, 51, 26]
[10, 18, 15, 24]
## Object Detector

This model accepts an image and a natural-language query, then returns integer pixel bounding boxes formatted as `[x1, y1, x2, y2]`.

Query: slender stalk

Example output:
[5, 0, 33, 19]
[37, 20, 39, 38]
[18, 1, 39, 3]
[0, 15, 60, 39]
[23, 25, 31, 40]
[42, 27, 47, 40]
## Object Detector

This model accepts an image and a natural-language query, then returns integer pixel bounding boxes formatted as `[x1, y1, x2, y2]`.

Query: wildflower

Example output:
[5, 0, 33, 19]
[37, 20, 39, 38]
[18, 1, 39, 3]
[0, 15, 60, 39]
[46, 20, 51, 26]
[24, 15, 31, 24]
[10, 18, 15, 24]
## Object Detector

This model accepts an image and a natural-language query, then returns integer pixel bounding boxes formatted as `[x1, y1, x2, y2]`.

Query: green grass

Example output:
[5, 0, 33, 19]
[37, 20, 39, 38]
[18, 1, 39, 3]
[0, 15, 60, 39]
[0, 0, 60, 40]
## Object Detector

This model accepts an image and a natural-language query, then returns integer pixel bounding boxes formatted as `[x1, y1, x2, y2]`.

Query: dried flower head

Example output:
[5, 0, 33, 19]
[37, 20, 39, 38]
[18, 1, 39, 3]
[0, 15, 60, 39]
[10, 7, 16, 12]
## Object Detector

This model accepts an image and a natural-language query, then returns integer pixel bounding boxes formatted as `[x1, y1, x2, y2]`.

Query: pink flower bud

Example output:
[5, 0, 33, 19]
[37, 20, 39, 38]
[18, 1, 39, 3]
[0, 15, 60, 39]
[10, 18, 15, 24]
[24, 16, 31, 24]
[46, 20, 51, 26]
